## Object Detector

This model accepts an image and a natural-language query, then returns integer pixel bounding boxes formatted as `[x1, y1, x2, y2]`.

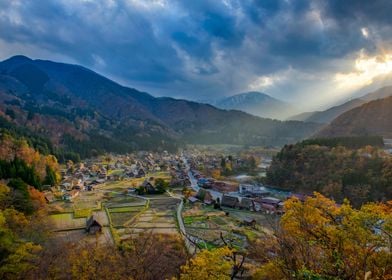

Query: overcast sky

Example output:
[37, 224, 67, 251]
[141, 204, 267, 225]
[1, 0, 392, 110]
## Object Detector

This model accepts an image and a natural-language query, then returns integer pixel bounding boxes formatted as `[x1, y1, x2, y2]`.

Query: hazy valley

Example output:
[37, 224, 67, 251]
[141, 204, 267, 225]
[1, 1, 392, 279]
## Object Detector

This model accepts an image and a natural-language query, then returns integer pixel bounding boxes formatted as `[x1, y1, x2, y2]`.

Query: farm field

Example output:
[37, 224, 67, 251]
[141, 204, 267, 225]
[50, 213, 86, 230]
[107, 205, 145, 227]
[182, 203, 268, 249]
[116, 194, 180, 240]
[100, 180, 144, 191]
[47, 173, 179, 245]
[48, 183, 148, 243]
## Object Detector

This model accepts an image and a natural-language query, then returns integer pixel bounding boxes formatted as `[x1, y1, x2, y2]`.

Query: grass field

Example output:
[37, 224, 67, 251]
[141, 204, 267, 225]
[107, 204, 146, 227]
[104, 196, 146, 208]
[108, 206, 145, 213]
[210, 216, 227, 225]
[100, 180, 144, 190]
[50, 213, 86, 230]
[183, 215, 207, 225]
[110, 212, 140, 227]
[74, 199, 101, 209]
[73, 208, 92, 218]
[47, 201, 74, 214]
[72, 193, 102, 218]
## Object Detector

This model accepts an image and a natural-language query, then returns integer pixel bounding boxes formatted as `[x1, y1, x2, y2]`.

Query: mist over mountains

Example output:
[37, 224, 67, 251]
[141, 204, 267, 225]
[289, 86, 392, 124]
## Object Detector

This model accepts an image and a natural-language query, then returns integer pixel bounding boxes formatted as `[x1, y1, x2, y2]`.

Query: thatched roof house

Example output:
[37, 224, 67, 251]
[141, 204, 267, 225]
[86, 215, 102, 234]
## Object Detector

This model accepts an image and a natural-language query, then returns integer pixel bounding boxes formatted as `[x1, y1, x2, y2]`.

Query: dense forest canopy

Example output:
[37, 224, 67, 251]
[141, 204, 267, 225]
[267, 137, 392, 206]
[0, 133, 60, 188]
[301, 136, 385, 149]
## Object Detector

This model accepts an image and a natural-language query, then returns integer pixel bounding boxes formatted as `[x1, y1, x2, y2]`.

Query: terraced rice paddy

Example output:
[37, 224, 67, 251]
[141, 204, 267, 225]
[116, 195, 180, 240]
[48, 177, 179, 244]
[108, 206, 145, 227]
[182, 204, 265, 249]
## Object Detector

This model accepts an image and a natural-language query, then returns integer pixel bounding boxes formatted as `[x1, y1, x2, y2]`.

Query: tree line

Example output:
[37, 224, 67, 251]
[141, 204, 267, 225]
[267, 140, 392, 206]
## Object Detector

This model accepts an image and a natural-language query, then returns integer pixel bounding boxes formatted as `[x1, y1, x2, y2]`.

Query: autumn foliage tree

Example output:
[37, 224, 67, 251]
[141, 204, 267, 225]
[267, 143, 392, 205]
[0, 183, 44, 280]
[253, 193, 392, 280]
[179, 247, 234, 280]
[0, 134, 60, 188]
[30, 232, 187, 280]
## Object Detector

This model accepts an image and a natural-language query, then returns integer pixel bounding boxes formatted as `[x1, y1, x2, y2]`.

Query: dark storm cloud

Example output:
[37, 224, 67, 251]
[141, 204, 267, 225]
[323, 0, 392, 25]
[0, 0, 391, 102]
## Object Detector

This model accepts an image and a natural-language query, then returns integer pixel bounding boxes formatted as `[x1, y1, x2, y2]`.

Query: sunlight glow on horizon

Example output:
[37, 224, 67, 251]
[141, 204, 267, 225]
[245, 50, 392, 112]
[334, 50, 392, 91]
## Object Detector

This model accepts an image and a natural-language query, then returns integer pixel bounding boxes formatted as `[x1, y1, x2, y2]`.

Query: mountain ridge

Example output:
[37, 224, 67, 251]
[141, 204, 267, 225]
[316, 96, 392, 138]
[289, 86, 392, 124]
[0, 55, 321, 159]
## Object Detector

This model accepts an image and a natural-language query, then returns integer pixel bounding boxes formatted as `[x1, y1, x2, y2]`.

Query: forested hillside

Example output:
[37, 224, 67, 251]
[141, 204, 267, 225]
[317, 96, 392, 138]
[0, 133, 60, 210]
[266, 137, 392, 206]
[0, 56, 320, 161]
[289, 86, 392, 124]
[0, 133, 60, 279]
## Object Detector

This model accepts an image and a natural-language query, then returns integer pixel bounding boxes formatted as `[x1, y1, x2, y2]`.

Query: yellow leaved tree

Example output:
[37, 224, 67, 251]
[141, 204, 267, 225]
[179, 247, 234, 280]
[254, 193, 392, 279]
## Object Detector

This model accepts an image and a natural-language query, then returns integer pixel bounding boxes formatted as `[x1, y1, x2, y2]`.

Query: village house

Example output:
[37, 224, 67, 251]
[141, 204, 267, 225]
[255, 197, 284, 214]
[188, 196, 199, 203]
[63, 190, 80, 202]
[258, 196, 281, 206]
[221, 195, 239, 208]
[136, 168, 146, 178]
[86, 216, 102, 234]
[238, 197, 256, 211]
[239, 184, 269, 197]
[141, 180, 156, 193]
[60, 182, 72, 191]
[43, 191, 55, 203]
[197, 178, 214, 188]
[211, 180, 238, 192]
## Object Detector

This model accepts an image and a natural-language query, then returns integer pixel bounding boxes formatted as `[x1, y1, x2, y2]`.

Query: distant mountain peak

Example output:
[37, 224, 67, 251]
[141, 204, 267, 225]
[225, 91, 277, 100]
[230, 91, 271, 98]
[213, 91, 296, 119]
[0, 55, 34, 71]
[3, 55, 33, 64]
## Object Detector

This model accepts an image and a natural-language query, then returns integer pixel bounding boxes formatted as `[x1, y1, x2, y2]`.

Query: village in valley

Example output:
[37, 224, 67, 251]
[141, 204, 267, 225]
[44, 146, 294, 252]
